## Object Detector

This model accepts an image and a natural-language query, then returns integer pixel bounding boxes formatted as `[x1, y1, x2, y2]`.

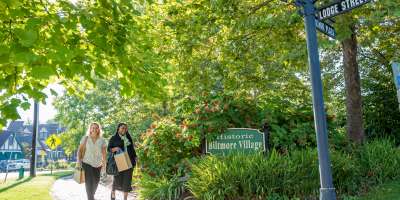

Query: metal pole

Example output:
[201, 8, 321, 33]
[301, 0, 336, 199]
[30, 101, 39, 177]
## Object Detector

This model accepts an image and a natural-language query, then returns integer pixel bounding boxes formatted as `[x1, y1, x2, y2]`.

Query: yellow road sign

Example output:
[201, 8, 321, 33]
[46, 134, 61, 150]
[39, 149, 47, 156]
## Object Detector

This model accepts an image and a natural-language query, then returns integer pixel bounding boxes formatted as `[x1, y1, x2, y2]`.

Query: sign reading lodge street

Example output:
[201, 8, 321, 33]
[206, 128, 265, 155]
[317, 0, 371, 21]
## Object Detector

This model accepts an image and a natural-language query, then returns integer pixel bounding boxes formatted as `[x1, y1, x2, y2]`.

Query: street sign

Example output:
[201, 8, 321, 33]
[206, 128, 265, 155]
[391, 62, 400, 109]
[315, 18, 336, 39]
[39, 150, 47, 156]
[317, 0, 371, 21]
[295, 0, 376, 198]
[46, 134, 61, 150]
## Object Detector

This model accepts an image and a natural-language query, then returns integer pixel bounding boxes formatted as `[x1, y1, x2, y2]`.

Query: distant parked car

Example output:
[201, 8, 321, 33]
[14, 159, 30, 169]
[6, 163, 19, 171]
[5, 159, 30, 171]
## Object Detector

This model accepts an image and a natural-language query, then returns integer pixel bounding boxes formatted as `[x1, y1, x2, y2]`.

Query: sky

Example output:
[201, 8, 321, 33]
[17, 84, 64, 124]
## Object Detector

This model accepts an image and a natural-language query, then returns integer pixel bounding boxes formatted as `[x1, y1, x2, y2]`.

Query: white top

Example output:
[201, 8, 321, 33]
[80, 136, 107, 168]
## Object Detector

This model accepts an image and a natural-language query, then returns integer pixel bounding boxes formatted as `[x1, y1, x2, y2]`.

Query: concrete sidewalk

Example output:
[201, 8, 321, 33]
[51, 175, 138, 200]
[0, 169, 71, 181]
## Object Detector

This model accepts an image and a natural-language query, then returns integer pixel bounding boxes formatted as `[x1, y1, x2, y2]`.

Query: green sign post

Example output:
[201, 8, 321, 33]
[206, 128, 265, 155]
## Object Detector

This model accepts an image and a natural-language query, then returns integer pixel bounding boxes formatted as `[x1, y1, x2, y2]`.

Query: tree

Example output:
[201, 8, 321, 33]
[330, 0, 400, 143]
[0, 0, 165, 128]
[54, 78, 161, 152]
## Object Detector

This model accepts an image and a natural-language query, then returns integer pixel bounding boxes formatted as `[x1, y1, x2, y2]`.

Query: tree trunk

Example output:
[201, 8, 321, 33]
[341, 25, 365, 143]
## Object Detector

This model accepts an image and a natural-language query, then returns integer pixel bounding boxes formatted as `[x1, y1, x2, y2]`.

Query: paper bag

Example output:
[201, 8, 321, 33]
[114, 151, 132, 172]
[73, 167, 85, 184]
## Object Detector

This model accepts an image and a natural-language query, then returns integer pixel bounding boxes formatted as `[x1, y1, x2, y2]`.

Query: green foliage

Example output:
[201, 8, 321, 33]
[54, 78, 159, 153]
[187, 151, 317, 200]
[138, 174, 187, 200]
[361, 59, 400, 143]
[174, 93, 265, 139]
[52, 159, 69, 169]
[330, 150, 361, 195]
[357, 139, 400, 185]
[187, 140, 400, 199]
[137, 118, 199, 177]
[357, 181, 400, 200]
[0, 0, 166, 127]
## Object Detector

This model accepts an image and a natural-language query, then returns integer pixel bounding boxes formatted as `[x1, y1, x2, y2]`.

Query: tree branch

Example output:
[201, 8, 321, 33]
[372, 49, 391, 66]
[250, 0, 274, 14]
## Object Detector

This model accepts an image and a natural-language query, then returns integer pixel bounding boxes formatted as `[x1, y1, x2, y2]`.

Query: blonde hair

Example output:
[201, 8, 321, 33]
[86, 122, 102, 137]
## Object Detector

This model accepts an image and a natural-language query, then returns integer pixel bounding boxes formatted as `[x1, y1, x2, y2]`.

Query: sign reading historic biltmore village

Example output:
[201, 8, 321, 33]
[206, 128, 266, 155]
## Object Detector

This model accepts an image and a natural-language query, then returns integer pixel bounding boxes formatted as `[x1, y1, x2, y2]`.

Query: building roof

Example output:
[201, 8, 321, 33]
[0, 130, 13, 147]
[7, 121, 24, 133]
[21, 124, 64, 135]
[15, 135, 49, 151]
[6, 121, 65, 152]
[7, 121, 65, 136]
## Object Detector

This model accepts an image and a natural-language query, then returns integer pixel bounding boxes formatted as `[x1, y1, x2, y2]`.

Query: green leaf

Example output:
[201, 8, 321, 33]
[50, 88, 58, 96]
[21, 102, 31, 110]
[26, 18, 43, 30]
[0, 45, 9, 56]
[0, 54, 9, 64]
[395, 10, 400, 17]
[3, 0, 22, 9]
[14, 51, 36, 64]
[15, 29, 38, 47]
[10, 98, 21, 105]
[0, 101, 21, 120]
[31, 66, 56, 80]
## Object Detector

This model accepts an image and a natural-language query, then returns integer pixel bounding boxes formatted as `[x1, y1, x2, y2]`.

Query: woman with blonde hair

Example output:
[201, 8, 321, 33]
[77, 122, 107, 200]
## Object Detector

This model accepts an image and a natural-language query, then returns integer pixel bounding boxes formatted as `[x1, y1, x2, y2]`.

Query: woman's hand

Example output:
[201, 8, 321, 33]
[111, 147, 120, 153]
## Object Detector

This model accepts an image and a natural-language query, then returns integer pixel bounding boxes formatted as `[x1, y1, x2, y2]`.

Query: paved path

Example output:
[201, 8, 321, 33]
[0, 169, 71, 181]
[51, 175, 138, 200]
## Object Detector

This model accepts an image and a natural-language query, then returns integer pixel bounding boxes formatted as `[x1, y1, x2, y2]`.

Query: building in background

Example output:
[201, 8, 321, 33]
[0, 121, 66, 162]
[0, 130, 24, 160]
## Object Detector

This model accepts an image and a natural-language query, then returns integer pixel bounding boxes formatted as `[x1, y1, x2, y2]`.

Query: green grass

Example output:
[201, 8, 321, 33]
[0, 170, 73, 200]
[358, 181, 400, 200]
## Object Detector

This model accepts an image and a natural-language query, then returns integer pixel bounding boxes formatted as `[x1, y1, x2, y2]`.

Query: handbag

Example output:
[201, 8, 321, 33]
[106, 152, 119, 175]
[73, 164, 85, 184]
[114, 150, 132, 172]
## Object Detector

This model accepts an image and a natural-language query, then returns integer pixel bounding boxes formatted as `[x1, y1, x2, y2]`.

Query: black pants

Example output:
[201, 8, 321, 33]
[82, 162, 101, 200]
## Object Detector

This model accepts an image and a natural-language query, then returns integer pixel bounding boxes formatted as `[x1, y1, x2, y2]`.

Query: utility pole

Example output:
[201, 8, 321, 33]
[296, 0, 336, 199]
[30, 101, 39, 177]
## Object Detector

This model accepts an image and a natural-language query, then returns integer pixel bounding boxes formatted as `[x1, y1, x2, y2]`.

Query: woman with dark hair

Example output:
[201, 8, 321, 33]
[108, 123, 136, 200]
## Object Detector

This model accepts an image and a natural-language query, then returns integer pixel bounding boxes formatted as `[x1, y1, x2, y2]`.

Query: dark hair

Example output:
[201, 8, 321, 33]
[115, 123, 133, 141]
[115, 123, 128, 135]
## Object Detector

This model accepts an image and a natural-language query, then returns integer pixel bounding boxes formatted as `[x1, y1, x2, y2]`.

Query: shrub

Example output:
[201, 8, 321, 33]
[53, 159, 69, 169]
[69, 161, 77, 169]
[139, 173, 187, 200]
[137, 118, 199, 178]
[331, 150, 361, 195]
[187, 142, 400, 200]
[187, 151, 320, 200]
[357, 139, 400, 185]
[283, 150, 319, 198]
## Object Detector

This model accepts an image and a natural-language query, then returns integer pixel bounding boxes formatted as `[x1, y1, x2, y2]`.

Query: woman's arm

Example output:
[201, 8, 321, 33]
[102, 145, 107, 166]
[77, 136, 86, 163]
[107, 136, 120, 153]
